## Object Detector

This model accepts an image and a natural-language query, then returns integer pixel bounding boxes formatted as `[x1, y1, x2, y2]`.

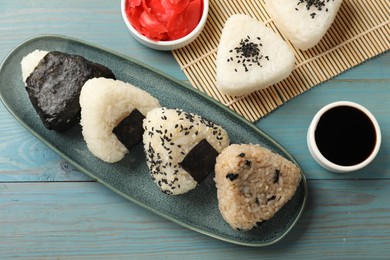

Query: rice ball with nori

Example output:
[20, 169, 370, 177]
[80, 78, 160, 163]
[214, 144, 301, 230]
[23, 51, 116, 131]
[143, 107, 230, 195]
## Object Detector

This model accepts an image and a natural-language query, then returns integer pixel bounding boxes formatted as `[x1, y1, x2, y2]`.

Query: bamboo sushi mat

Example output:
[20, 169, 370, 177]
[172, 0, 390, 122]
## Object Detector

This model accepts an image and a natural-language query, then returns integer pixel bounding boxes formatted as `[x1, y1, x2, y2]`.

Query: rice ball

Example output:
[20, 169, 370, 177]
[80, 78, 160, 163]
[214, 144, 301, 230]
[143, 107, 230, 195]
[265, 0, 343, 50]
[216, 14, 295, 96]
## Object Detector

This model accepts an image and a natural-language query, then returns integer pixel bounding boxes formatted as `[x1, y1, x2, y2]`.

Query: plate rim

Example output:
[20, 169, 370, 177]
[0, 34, 308, 247]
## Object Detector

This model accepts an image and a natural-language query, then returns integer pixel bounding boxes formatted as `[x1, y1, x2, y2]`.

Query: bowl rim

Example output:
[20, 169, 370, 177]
[121, 0, 209, 47]
[307, 101, 382, 173]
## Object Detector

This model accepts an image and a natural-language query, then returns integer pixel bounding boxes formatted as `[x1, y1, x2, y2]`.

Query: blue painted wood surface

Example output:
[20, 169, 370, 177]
[0, 1, 389, 258]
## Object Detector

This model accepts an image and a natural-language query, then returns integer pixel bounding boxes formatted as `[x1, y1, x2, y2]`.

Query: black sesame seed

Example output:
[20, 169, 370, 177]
[256, 221, 263, 227]
[226, 173, 239, 181]
[273, 169, 280, 184]
[229, 35, 270, 72]
[245, 160, 252, 167]
[296, 0, 334, 18]
[267, 195, 276, 202]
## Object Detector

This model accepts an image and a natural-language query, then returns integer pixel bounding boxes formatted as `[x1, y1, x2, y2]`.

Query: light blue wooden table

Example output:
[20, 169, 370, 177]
[1, 1, 389, 259]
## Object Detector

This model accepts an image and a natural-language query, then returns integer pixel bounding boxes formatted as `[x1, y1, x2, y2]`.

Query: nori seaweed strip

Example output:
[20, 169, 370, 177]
[113, 109, 145, 150]
[179, 139, 219, 183]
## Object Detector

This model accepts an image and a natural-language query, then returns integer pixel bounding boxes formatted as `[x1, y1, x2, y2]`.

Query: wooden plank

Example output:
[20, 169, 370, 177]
[0, 180, 390, 259]
[0, 109, 91, 182]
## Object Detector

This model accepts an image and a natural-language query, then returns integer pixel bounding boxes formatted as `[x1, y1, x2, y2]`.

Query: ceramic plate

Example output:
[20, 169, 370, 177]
[0, 35, 307, 246]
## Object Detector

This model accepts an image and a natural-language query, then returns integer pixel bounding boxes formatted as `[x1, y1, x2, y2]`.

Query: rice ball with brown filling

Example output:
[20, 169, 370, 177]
[214, 144, 301, 230]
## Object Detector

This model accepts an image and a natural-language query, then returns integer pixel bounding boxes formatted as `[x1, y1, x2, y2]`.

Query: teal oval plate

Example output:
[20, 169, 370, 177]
[0, 35, 307, 247]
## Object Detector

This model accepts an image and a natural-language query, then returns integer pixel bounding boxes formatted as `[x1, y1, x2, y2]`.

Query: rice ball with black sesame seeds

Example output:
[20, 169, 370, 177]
[143, 107, 230, 195]
[214, 144, 301, 230]
[216, 14, 295, 96]
[265, 0, 343, 50]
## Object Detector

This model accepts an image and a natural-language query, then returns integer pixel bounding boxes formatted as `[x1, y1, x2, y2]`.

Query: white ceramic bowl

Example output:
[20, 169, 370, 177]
[307, 101, 381, 173]
[121, 0, 209, 51]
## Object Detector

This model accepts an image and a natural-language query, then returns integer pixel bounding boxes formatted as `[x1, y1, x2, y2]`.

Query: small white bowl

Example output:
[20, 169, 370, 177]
[307, 101, 381, 173]
[121, 0, 209, 51]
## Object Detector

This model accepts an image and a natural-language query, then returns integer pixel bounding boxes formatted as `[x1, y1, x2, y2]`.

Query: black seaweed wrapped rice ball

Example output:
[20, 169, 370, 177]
[25, 51, 115, 131]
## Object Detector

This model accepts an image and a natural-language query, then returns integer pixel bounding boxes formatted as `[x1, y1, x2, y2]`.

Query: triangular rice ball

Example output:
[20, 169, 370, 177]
[216, 14, 295, 97]
[214, 144, 302, 230]
[143, 107, 230, 195]
[80, 78, 160, 163]
[265, 0, 343, 50]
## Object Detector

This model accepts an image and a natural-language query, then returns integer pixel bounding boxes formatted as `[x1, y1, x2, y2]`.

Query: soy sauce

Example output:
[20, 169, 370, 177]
[315, 106, 376, 166]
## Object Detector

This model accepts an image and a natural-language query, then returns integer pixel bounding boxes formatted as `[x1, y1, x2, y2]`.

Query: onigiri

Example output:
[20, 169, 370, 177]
[265, 0, 343, 50]
[80, 77, 160, 163]
[21, 50, 116, 131]
[143, 107, 230, 195]
[216, 14, 295, 96]
[214, 144, 302, 230]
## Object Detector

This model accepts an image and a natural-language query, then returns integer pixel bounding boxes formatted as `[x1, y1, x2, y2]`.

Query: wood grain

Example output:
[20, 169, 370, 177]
[1, 181, 390, 258]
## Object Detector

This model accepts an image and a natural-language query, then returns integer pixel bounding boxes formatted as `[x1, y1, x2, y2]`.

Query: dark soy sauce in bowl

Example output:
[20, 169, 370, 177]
[315, 106, 377, 166]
